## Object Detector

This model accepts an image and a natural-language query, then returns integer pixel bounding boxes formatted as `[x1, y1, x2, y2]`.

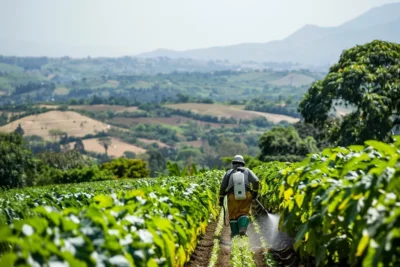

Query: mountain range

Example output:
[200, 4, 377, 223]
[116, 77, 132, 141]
[139, 3, 400, 66]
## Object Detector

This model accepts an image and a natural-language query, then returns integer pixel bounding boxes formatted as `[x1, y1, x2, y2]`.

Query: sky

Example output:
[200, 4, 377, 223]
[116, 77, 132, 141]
[0, 0, 399, 57]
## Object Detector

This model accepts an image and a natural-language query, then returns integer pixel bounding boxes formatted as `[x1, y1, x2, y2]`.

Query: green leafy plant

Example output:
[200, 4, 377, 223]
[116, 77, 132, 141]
[0, 171, 223, 266]
[230, 236, 256, 267]
[254, 136, 400, 266]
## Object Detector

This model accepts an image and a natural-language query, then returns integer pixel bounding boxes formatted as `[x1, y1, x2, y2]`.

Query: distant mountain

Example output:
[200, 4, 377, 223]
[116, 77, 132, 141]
[139, 3, 400, 66]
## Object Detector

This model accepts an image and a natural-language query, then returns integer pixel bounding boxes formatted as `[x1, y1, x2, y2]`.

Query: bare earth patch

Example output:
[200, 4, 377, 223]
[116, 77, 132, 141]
[69, 105, 138, 113]
[0, 111, 113, 140]
[72, 137, 146, 157]
[165, 103, 299, 123]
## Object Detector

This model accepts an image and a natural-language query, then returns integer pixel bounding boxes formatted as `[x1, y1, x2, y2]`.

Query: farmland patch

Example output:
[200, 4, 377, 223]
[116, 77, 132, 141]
[165, 103, 299, 123]
[0, 110, 113, 140]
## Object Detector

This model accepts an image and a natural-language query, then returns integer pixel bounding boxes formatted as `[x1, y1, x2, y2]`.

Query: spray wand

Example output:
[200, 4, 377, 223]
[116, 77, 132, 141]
[255, 198, 270, 216]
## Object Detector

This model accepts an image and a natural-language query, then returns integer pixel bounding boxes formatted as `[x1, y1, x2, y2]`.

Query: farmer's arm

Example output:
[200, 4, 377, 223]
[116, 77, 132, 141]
[247, 169, 260, 196]
[219, 171, 229, 205]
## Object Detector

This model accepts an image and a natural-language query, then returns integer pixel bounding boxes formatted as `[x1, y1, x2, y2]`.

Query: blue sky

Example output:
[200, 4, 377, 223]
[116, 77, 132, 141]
[0, 0, 399, 56]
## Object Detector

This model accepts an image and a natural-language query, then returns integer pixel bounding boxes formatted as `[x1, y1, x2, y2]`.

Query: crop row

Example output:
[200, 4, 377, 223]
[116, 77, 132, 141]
[0, 171, 223, 266]
[254, 137, 400, 266]
[0, 177, 197, 224]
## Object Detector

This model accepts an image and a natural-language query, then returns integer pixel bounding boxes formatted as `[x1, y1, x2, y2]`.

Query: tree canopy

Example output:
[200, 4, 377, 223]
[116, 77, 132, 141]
[299, 40, 400, 146]
[258, 126, 318, 162]
[0, 133, 36, 188]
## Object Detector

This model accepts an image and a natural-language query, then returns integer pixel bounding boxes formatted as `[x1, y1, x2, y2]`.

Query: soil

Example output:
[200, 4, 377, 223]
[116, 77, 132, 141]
[215, 222, 232, 267]
[185, 221, 217, 267]
[253, 248, 267, 267]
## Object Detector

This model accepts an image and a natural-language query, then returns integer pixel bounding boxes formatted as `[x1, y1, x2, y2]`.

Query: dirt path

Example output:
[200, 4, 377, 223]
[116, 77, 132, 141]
[215, 223, 231, 267]
[185, 221, 217, 267]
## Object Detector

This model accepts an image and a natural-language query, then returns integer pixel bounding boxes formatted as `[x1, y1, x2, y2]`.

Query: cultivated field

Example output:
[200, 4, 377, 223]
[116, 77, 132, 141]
[165, 103, 299, 123]
[0, 111, 112, 140]
[71, 137, 146, 157]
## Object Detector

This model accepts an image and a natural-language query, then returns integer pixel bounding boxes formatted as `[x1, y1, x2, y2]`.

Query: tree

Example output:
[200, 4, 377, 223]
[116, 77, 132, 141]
[48, 129, 67, 141]
[0, 112, 8, 126]
[100, 158, 150, 179]
[0, 133, 36, 188]
[36, 150, 88, 171]
[14, 123, 25, 136]
[98, 137, 112, 155]
[74, 139, 85, 153]
[217, 139, 248, 158]
[147, 149, 166, 177]
[299, 40, 400, 146]
[258, 126, 318, 162]
[123, 151, 136, 159]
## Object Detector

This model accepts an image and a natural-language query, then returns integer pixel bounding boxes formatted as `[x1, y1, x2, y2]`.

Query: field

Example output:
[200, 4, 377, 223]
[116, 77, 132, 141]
[0, 110, 113, 140]
[0, 90, 6, 96]
[269, 73, 316, 87]
[52, 87, 69, 95]
[2, 138, 397, 266]
[0, 172, 223, 266]
[70, 137, 147, 156]
[111, 115, 231, 128]
[165, 103, 300, 123]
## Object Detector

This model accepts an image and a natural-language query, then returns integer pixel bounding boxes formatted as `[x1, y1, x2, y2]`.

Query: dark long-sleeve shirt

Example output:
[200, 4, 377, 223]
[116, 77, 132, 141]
[219, 167, 259, 197]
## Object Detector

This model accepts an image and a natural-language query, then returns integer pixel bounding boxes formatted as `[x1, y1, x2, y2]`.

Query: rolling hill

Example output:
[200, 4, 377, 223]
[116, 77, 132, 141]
[139, 3, 400, 66]
[165, 103, 299, 123]
[0, 111, 113, 140]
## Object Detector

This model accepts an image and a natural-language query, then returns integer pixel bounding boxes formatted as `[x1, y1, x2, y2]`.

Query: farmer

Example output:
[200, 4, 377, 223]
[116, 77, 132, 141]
[219, 155, 259, 236]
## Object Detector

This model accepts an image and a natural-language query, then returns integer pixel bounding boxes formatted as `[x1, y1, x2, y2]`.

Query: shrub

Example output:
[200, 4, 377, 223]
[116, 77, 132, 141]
[100, 158, 150, 179]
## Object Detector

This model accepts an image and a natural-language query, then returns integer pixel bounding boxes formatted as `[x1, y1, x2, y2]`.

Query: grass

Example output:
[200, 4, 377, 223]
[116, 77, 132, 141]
[94, 80, 120, 89]
[0, 77, 13, 92]
[268, 73, 315, 87]
[133, 80, 153, 89]
[53, 87, 70, 96]
[0, 63, 24, 72]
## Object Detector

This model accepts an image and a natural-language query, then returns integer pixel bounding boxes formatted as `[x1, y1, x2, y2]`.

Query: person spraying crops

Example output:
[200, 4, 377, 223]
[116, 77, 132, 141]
[219, 155, 259, 237]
